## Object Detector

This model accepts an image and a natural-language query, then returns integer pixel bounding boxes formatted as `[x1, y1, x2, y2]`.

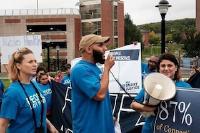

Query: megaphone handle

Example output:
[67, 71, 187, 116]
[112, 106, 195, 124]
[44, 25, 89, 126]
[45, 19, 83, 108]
[143, 92, 150, 104]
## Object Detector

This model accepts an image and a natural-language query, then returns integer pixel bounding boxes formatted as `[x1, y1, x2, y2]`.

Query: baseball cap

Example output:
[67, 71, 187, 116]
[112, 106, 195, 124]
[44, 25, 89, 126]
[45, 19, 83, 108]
[79, 34, 110, 51]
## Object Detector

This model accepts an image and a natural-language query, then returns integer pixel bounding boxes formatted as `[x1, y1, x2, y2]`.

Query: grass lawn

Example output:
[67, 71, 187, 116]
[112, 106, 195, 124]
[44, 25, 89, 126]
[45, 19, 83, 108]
[142, 43, 184, 61]
[1, 78, 11, 89]
[142, 46, 161, 60]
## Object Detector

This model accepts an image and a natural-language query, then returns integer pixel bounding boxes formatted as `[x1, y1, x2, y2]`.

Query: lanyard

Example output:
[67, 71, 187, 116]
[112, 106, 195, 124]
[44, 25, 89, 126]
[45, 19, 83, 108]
[18, 80, 44, 129]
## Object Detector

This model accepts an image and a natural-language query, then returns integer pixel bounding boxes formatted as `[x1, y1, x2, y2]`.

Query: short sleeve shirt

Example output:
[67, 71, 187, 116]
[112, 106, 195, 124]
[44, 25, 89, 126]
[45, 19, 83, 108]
[71, 60, 115, 133]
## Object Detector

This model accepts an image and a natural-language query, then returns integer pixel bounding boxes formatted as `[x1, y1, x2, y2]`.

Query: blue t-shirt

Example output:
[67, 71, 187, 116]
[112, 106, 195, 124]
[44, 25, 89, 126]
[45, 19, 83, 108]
[61, 75, 71, 87]
[37, 82, 52, 112]
[135, 81, 191, 133]
[142, 63, 150, 74]
[0, 80, 5, 106]
[71, 60, 115, 133]
[0, 81, 47, 133]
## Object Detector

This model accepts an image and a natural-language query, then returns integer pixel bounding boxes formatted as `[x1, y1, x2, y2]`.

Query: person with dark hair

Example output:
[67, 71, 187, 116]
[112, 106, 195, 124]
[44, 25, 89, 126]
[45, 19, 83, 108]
[130, 53, 191, 133]
[142, 56, 159, 74]
[0, 48, 57, 133]
[187, 65, 200, 88]
[61, 64, 71, 86]
[189, 65, 199, 77]
[54, 71, 63, 83]
[36, 65, 47, 74]
[36, 72, 52, 116]
[34, 65, 47, 81]
[71, 34, 115, 133]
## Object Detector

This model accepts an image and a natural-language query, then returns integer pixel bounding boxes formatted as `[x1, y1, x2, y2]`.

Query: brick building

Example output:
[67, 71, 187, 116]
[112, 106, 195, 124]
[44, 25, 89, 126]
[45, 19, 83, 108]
[0, 8, 81, 72]
[197, 0, 200, 32]
[79, 0, 124, 48]
[141, 30, 150, 46]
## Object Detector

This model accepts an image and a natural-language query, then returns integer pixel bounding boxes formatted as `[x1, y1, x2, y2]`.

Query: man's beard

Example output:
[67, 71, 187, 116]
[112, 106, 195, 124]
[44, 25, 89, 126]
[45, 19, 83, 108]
[93, 50, 105, 64]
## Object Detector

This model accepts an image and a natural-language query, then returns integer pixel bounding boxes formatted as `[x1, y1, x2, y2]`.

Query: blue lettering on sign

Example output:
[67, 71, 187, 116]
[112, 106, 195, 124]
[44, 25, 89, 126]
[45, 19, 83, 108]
[122, 81, 139, 91]
[24, 36, 40, 46]
[2, 39, 21, 47]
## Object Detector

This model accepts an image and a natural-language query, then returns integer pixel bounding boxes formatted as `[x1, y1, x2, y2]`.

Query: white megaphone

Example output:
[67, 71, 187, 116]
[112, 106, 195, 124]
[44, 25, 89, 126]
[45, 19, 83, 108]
[142, 73, 176, 117]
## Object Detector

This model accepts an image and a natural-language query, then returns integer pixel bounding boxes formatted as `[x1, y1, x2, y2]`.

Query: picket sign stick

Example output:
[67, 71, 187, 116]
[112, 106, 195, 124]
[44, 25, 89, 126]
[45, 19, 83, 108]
[110, 71, 134, 100]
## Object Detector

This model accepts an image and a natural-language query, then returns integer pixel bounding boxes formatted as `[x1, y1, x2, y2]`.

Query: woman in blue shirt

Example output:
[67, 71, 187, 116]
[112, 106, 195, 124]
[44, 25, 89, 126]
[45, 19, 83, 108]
[36, 72, 52, 116]
[130, 53, 191, 133]
[0, 48, 57, 133]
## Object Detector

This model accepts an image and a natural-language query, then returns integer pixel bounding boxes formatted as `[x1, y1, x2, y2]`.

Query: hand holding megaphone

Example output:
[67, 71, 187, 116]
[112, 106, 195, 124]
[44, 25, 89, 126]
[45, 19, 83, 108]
[104, 54, 115, 70]
[141, 73, 176, 117]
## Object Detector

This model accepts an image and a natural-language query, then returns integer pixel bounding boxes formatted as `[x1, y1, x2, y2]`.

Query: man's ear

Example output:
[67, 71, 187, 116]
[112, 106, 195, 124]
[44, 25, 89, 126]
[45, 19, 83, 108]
[85, 46, 93, 54]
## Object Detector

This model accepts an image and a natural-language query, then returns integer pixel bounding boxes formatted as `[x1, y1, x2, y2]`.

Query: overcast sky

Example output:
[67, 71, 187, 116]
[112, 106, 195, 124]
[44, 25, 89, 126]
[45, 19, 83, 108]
[0, 0, 196, 25]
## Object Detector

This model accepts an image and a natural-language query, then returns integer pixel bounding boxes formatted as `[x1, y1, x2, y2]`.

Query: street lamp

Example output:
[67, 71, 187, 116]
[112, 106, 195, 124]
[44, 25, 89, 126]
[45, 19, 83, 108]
[47, 43, 50, 72]
[36, 0, 39, 10]
[56, 45, 60, 71]
[156, 0, 171, 54]
[45, 35, 51, 72]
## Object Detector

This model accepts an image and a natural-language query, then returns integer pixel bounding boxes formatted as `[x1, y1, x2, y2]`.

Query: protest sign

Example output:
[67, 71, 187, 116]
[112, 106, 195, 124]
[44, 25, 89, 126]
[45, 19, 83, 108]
[108, 43, 142, 93]
[0, 35, 42, 64]
[154, 89, 200, 133]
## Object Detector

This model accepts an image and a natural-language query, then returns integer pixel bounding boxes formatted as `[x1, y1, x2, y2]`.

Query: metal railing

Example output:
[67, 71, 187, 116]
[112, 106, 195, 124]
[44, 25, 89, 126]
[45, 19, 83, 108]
[0, 8, 79, 16]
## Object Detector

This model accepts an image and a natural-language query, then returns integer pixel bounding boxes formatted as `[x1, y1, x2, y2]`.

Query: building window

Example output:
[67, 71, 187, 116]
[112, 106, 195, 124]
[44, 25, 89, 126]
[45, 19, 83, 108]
[42, 42, 67, 49]
[82, 21, 101, 35]
[114, 21, 118, 36]
[80, 4, 101, 19]
[27, 25, 67, 32]
[114, 38, 118, 47]
[114, 6, 117, 19]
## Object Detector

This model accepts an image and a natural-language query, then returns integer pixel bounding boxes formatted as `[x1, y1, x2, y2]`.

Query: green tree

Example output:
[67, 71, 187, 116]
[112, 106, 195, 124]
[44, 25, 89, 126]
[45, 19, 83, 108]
[172, 31, 182, 43]
[148, 31, 160, 45]
[184, 29, 200, 57]
[125, 13, 142, 45]
[138, 18, 195, 44]
[166, 34, 173, 43]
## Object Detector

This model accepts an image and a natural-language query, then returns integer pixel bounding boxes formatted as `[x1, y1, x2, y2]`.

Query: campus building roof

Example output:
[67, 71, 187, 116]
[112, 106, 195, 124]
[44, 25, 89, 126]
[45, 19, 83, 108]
[0, 8, 79, 16]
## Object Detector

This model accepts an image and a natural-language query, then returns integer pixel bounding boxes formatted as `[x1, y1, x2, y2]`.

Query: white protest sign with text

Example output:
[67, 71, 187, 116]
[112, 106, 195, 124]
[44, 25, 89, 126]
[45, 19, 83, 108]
[108, 43, 142, 93]
[0, 35, 42, 64]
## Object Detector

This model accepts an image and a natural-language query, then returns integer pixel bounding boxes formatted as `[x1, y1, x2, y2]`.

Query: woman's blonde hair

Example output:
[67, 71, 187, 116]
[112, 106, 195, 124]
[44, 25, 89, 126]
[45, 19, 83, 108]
[8, 47, 33, 81]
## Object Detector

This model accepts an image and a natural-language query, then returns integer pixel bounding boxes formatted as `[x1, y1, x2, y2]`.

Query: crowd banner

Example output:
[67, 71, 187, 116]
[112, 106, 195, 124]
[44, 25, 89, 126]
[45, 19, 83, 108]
[50, 81, 145, 133]
[0, 35, 42, 64]
[154, 89, 200, 133]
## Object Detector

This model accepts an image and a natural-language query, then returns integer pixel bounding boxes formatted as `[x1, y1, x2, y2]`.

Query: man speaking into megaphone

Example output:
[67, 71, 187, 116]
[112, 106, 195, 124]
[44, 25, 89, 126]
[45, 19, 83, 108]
[130, 53, 192, 133]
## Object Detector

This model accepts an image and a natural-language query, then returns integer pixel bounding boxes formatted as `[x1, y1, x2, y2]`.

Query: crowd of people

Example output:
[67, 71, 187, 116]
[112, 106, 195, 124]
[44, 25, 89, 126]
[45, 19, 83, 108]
[0, 33, 198, 133]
